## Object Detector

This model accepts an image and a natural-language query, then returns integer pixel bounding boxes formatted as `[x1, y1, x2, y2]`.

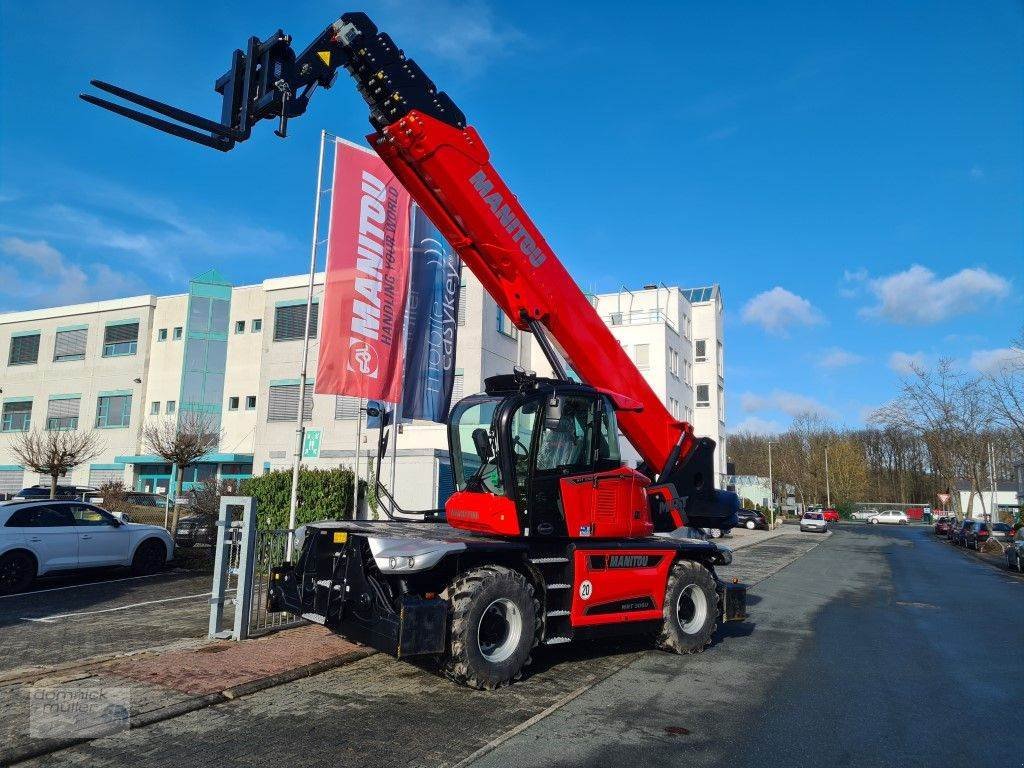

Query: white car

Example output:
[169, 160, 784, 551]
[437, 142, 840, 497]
[868, 510, 908, 526]
[800, 511, 829, 533]
[851, 508, 878, 521]
[0, 499, 174, 594]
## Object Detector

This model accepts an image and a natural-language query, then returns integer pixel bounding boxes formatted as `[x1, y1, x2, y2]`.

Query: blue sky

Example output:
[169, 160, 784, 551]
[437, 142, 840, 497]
[1, 0, 1021, 432]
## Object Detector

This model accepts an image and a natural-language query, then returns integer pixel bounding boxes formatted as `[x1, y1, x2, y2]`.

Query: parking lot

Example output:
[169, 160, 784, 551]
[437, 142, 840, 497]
[1, 523, 1015, 767]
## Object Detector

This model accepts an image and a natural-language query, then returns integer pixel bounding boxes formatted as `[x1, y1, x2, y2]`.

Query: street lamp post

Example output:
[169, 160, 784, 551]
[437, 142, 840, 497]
[825, 444, 831, 509]
[767, 440, 775, 528]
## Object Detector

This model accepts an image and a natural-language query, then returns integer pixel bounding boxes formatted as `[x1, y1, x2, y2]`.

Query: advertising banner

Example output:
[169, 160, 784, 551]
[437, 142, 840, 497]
[316, 139, 412, 402]
[402, 206, 461, 422]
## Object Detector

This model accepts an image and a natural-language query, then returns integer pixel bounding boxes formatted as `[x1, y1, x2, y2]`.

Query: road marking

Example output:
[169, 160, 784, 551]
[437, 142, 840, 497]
[21, 591, 221, 623]
[0, 570, 185, 600]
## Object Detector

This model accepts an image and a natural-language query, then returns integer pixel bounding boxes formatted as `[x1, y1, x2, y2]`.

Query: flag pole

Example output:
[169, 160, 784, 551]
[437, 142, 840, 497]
[353, 397, 363, 519]
[287, 129, 327, 560]
[390, 205, 417, 507]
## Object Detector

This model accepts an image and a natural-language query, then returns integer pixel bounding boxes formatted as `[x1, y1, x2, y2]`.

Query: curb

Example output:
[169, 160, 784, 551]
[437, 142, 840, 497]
[4, 647, 376, 766]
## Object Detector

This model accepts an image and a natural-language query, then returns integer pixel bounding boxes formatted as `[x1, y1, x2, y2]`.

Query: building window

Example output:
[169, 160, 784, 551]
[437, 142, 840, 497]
[53, 328, 87, 362]
[267, 384, 313, 421]
[150, 401, 160, 415]
[458, 285, 467, 327]
[251, 319, 262, 333]
[157, 328, 168, 342]
[96, 394, 132, 428]
[173, 327, 183, 340]
[245, 395, 257, 410]
[669, 349, 680, 378]
[273, 302, 319, 342]
[166, 400, 176, 414]
[634, 344, 650, 370]
[717, 341, 724, 377]
[718, 386, 725, 421]
[228, 396, 240, 410]
[696, 384, 710, 407]
[46, 396, 80, 431]
[496, 308, 518, 339]
[695, 339, 707, 362]
[2, 400, 32, 432]
[102, 322, 139, 357]
[8, 334, 40, 366]
[234, 320, 246, 334]
[334, 396, 360, 420]
[451, 369, 465, 404]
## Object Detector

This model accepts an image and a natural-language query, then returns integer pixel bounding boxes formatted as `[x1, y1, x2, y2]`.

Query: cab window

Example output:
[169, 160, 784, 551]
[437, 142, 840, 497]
[596, 397, 621, 469]
[536, 395, 596, 473]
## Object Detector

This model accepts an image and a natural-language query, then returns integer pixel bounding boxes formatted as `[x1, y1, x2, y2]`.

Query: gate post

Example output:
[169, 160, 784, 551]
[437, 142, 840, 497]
[231, 496, 258, 641]
[207, 497, 234, 638]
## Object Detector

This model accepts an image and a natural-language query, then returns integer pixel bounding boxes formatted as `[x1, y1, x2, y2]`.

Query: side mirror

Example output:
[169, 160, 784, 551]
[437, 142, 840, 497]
[472, 428, 493, 462]
[544, 396, 564, 429]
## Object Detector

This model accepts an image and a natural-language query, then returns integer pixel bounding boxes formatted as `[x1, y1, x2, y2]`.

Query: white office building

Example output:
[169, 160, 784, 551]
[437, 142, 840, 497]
[1, 272, 726, 506]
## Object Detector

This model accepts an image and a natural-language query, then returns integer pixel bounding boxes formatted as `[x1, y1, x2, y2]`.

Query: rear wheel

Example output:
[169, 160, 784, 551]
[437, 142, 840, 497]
[0, 551, 36, 595]
[131, 539, 166, 575]
[442, 565, 539, 690]
[659, 560, 720, 655]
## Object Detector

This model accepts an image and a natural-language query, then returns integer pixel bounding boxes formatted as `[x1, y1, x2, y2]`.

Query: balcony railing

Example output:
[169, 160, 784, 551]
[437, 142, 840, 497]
[605, 309, 676, 332]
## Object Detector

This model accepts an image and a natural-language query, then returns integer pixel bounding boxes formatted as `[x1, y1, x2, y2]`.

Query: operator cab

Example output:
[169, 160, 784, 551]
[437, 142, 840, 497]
[446, 373, 653, 540]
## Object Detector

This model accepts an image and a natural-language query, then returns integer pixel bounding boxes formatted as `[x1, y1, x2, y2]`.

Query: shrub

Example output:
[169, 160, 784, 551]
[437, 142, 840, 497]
[836, 501, 856, 520]
[185, 479, 241, 519]
[96, 481, 133, 514]
[239, 467, 365, 531]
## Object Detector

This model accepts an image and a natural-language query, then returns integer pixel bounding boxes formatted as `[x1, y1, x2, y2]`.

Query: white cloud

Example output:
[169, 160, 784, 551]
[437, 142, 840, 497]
[861, 265, 1010, 325]
[731, 416, 783, 435]
[0, 237, 144, 306]
[740, 390, 837, 419]
[889, 351, 928, 375]
[741, 286, 823, 335]
[817, 347, 864, 369]
[969, 347, 1023, 374]
[380, 0, 524, 70]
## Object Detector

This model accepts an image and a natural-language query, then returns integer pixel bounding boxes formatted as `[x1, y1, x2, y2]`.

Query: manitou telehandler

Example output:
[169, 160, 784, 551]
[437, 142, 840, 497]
[82, 11, 746, 689]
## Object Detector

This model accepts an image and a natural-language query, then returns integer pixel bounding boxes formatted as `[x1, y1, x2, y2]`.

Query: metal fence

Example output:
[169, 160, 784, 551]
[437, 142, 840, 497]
[208, 496, 302, 640]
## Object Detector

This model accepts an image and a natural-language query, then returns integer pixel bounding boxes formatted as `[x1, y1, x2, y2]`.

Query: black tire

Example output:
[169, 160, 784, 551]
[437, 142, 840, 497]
[0, 550, 36, 595]
[442, 565, 539, 690]
[659, 560, 720, 655]
[131, 539, 166, 576]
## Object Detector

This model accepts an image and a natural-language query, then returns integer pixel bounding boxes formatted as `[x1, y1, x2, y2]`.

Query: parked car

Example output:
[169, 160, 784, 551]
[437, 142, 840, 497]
[86, 491, 171, 526]
[965, 522, 1013, 551]
[736, 509, 768, 530]
[1006, 528, 1024, 573]
[851, 508, 878, 521]
[800, 511, 828, 533]
[174, 514, 218, 548]
[14, 485, 97, 501]
[0, 499, 174, 594]
[822, 508, 840, 523]
[952, 519, 976, 547]
[934, 516, 957, 536]
[869, 510, 908, 526]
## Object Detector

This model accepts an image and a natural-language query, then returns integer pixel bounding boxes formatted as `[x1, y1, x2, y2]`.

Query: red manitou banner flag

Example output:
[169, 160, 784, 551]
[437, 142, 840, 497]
[316, 139, 412, 402]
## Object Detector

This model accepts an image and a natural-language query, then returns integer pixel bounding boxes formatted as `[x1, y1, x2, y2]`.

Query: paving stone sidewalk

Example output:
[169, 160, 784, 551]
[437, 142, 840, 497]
[0, 625, 368, 765]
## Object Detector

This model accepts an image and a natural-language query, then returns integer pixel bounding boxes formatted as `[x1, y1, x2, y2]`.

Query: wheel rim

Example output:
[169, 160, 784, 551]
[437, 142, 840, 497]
[676, 584, 709, 635]
[746, 521, 755, 529]
[477, 598, 523, 663]
[0, 555, 30, 589]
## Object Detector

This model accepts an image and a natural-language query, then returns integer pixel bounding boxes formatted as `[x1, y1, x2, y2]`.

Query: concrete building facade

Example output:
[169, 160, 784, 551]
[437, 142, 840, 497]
[2, 273, 726, 508]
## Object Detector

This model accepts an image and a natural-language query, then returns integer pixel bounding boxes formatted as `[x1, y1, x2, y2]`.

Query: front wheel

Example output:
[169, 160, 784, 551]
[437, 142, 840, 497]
[0, 551, 36, 595]
[131, 539, 166, 575]
[745, 520, 756, 530]
[659, 560, 720, 655]
[870, 519, 879, 525]
[442, 565, 539, 690]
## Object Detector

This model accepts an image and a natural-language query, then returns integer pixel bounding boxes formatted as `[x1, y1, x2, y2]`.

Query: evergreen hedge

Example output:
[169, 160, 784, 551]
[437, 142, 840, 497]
[239, 467, 365, 531]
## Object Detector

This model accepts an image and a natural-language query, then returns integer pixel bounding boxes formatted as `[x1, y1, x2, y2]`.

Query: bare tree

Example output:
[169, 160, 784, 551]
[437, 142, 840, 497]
[142, 411, 220, 530]
[984, 329, 1024, 445]
[10, 429, 104, 498]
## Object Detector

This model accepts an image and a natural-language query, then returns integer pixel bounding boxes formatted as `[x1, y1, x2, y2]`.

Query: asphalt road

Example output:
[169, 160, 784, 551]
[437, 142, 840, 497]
[0, 568, 221, 674]
[16, 526, 1022, 768]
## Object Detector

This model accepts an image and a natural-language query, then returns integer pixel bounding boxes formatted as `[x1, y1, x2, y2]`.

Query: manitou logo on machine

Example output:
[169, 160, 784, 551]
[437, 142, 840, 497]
[469, 170, 548, 267]
[348, 169, 402, 378]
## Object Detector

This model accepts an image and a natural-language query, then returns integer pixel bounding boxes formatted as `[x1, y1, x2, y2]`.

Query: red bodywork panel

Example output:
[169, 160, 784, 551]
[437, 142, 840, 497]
[445, 491, 520, 536]
[559, 467, 653, 539]
[369, 112, 694, 474]
[570, 548, 674, 627]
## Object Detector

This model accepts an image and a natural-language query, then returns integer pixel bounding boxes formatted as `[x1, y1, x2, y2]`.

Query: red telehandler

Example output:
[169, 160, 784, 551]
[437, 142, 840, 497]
[82, 11, 746, 689]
